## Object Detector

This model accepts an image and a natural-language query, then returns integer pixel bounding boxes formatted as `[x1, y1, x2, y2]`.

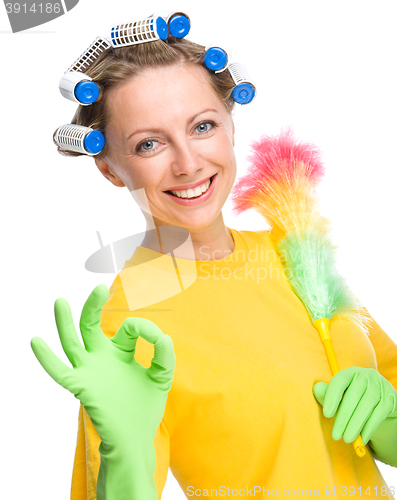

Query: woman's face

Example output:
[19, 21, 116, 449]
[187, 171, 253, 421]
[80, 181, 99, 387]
[95, 63, 236, 230]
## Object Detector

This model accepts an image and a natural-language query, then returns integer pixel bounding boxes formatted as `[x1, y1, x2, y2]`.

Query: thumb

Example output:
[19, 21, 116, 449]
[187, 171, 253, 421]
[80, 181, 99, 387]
[313, 382, 329, 406]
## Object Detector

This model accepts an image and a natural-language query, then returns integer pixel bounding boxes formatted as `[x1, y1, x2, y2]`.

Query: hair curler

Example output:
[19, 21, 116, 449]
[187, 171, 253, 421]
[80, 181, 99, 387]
[59, 71, 100, 106]
[66, 36, 112, 73]
[228, 62, 256, 104]
[110, 15, 168, 48]
[204, 42, 232, 73]
[59, 37, 112, 105]
[55, 124, 105, 156]
[153, 11, 191, 38]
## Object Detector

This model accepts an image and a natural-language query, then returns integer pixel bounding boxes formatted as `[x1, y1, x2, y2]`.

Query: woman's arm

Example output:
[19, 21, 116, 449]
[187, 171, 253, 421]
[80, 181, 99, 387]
[71, 404, 171, 500]
[96, 439, 158, 499]
[365, 311, 397, 467]
[313, 310, 397, 467]
[70, 405, 89, 500]
[367, 417, 397, 467]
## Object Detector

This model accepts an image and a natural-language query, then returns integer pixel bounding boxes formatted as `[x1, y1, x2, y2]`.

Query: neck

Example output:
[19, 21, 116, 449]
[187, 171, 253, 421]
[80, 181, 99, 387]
[140, 213, 235, 261]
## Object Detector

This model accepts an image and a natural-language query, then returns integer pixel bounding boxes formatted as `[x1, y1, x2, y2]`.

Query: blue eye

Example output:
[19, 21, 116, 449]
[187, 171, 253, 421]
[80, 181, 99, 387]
[136, 139, 159, 153]
[135, 121, 217, 155]
[141, 140, 155, 150]
[196, 121, 216, 133]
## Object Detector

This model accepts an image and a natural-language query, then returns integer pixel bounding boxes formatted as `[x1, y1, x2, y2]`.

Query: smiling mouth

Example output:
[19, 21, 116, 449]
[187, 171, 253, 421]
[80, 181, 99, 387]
[165, 175, 216, 199]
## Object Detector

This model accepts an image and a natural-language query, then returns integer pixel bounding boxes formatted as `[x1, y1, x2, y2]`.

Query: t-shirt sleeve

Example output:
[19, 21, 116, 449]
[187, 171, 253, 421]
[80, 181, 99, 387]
[70, 278, 171, 500]
[365, 308, 397, 391]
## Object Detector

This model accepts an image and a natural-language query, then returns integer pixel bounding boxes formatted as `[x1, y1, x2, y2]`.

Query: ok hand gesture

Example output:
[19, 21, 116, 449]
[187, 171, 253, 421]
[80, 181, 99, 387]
[31, 284, 175, 451]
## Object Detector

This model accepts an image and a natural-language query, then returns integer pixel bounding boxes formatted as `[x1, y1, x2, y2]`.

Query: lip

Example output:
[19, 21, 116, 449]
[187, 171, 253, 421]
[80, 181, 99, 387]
[164, 174, 214, 192]
[163, 174, 217, 206]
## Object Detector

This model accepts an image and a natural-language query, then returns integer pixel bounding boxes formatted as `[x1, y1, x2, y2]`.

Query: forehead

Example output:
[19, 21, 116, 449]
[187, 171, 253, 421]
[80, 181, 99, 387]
[106, 64, 224, 128]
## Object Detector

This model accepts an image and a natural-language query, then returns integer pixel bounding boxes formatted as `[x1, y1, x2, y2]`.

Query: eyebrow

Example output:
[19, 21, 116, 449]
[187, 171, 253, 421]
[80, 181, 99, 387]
[126, 108, 220, 141]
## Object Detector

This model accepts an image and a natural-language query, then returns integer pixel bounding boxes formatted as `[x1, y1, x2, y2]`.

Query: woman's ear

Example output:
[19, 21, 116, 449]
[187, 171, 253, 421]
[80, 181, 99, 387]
[94, 157, 125, 187]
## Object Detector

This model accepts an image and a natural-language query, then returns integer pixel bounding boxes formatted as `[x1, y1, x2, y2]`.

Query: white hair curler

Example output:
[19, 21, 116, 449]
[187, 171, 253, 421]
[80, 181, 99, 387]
[55, 124, 105, 156]
[59, 37, 112, 105]
[152, 11, 191, 38]
[109, 15, 168, 48]
[228, 62, 256, 105]
[66, 36, 112, 73]
[59, 71, 100, 106]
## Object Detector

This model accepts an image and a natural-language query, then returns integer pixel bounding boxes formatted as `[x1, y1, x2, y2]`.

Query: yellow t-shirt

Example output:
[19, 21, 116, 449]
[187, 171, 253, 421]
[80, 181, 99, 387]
[70, 228, 397, 499]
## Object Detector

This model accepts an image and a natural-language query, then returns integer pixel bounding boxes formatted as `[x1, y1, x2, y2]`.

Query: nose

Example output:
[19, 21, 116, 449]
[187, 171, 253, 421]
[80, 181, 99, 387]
[170, 137, 203, 177]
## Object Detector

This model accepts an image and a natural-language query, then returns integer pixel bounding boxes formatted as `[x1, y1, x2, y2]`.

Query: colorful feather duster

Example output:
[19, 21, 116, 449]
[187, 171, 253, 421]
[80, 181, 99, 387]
[230, 126, 372, 457]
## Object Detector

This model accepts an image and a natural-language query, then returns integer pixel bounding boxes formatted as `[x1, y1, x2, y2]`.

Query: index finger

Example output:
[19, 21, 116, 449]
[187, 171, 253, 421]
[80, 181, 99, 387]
[324, 367, 359, 418]
[79, 284, 110, 351]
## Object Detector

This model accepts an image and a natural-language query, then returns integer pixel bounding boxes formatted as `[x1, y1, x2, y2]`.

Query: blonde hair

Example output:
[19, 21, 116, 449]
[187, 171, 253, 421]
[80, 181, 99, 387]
[54, 37, 236, 159]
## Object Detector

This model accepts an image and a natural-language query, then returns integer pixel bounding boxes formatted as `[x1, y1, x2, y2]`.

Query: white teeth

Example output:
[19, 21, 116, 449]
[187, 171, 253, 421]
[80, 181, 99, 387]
[171, 178, 211, 198]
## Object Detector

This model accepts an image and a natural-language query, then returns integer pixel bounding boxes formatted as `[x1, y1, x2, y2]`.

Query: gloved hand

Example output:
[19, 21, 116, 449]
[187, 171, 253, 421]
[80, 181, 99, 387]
[313, 367, 397, 447]
[31, 284, 175, 500]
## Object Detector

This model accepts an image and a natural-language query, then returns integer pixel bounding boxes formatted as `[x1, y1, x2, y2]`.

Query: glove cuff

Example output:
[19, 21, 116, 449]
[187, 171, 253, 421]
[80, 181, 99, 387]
[96, 439, 158, 500]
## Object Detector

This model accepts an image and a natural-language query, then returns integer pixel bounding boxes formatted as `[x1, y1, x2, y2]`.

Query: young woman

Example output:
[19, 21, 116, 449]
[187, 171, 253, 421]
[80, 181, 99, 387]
[31, 31, 397, 500]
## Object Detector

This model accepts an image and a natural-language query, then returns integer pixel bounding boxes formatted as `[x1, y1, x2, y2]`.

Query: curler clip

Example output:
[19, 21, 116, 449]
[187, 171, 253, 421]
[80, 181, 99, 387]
[55, 124, 105, 156]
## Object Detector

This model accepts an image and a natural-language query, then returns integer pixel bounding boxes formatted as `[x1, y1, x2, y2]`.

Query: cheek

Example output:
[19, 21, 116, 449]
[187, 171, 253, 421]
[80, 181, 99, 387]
[127, 167, 164, 196]
[200, 134, 235, 167]
[219, 141, 236, 175]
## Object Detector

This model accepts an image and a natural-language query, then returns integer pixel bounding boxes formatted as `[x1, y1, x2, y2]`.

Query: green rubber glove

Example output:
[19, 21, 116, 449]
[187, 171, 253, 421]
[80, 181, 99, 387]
[313, 366, 397, 466]
[31, 284, 175, 499]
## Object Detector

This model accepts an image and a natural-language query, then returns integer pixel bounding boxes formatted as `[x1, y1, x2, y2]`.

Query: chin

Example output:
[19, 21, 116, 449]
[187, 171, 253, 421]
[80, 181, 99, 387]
[175, 211, 223, 230]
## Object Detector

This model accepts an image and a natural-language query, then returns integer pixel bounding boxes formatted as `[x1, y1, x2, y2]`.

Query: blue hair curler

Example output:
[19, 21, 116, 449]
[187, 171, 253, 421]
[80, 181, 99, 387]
[152, 11, 191, 39]
[228, 62, 256, 105]
[60, 71, 100, 105]
[84, 130, 105, 155]
[110, 15, 168, 48]
[55, 124, 105, 156]
[204, 42, 232, 72]
[168, 13, 190, 38]
[75, 80, 100, 105]
[59, 37, 111, 105]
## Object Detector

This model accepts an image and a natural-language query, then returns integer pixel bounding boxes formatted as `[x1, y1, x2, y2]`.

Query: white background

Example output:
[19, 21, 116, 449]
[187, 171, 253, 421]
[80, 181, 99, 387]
[1, 0, 396, 497]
